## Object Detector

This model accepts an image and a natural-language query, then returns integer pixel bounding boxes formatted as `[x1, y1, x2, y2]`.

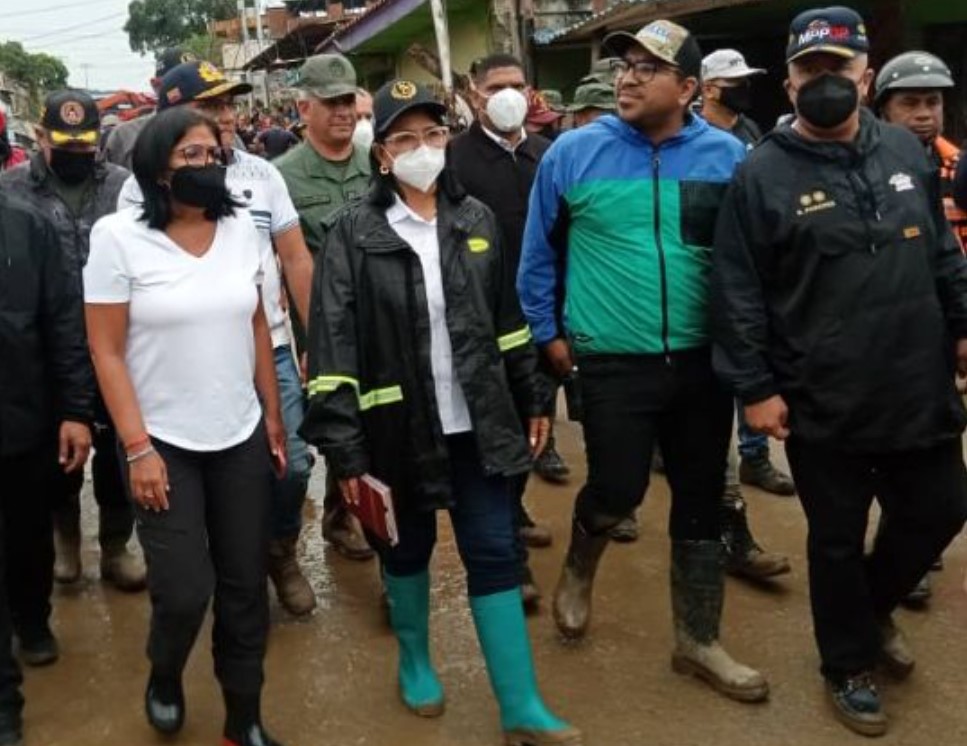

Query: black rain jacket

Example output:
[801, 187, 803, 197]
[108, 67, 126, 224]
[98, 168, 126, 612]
[712, 109, 967, 452]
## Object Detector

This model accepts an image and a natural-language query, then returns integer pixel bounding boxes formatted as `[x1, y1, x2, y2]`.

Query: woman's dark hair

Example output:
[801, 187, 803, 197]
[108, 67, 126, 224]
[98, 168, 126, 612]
[368, 104, 464, 209]
[131, 106, 237, 230]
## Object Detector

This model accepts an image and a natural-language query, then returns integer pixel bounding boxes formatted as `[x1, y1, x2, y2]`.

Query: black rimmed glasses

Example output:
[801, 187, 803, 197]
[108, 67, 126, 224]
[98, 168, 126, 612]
[610, 58, 681, 82]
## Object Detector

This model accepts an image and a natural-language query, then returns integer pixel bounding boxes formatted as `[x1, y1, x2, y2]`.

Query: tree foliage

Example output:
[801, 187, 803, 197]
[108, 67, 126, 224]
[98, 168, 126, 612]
[0, 41, 69, 94]
[124, 0, 238, 56]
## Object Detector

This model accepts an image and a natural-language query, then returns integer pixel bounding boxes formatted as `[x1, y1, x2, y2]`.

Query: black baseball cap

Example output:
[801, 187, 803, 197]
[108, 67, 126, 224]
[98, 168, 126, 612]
[786, 6, 869, 63]
[155, 47, 197, 79]
[603, 19, 703, 79]
[373, 80, 447, 137]
[41, 89, 100, 146]
[157, 61, 253, 111]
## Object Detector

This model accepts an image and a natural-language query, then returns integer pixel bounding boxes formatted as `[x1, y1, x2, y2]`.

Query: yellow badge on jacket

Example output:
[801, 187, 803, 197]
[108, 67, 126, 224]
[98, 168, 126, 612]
[468, 237, 490, 253]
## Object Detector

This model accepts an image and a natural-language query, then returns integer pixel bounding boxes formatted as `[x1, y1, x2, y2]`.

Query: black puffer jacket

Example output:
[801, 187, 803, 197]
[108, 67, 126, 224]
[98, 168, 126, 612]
[300, 178, 549, 512]
[0, 192, 94, 456]
[0, 153, 129, 287]
[712, 109, 967, 452]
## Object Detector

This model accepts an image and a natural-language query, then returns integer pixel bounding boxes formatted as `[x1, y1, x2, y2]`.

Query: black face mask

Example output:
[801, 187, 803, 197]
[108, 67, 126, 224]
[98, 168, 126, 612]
[718, 83, 753, 116]
[795, 74, 859, 130]
[0, 134, 10, 163]
[49, 149, 96, 184]
[169, 165, 231, 217]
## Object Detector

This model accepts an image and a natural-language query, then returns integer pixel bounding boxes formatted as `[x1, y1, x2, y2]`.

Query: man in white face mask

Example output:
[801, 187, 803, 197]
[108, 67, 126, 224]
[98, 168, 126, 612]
[353, 87, 375, 151]
[449, 54, 562, 612]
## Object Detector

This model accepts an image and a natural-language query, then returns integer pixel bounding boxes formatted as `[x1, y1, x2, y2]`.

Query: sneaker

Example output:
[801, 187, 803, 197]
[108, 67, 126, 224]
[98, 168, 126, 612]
[739, 455, 796, 496]
[826, 673, 887, 737]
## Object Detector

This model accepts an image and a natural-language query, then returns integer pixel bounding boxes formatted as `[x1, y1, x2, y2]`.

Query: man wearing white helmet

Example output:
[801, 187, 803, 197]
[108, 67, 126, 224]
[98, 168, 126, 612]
[699, 49, 767, 148]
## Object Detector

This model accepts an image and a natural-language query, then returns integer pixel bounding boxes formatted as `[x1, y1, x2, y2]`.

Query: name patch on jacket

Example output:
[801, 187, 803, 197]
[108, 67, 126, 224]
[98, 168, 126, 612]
[889, 172, 914, 193]
[796, 189, 837, 216]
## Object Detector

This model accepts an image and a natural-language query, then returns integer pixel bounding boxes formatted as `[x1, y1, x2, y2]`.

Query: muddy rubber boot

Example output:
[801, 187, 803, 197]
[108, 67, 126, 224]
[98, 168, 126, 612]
[98, 505, 146, 592]
[53, 503, 82, 585]
[321, 503, 375, 561]
[470, 589, 582, 746]
[222, 689, 284, 746]
[878, 616, 915, 680]
[384, 570, 445, 717]
[552, 520, 609, 640]
[721, 493, 790, 580]
[670, 540, 769, 703]
[738, 453, 796, 496]
[267, 536, 316, 616]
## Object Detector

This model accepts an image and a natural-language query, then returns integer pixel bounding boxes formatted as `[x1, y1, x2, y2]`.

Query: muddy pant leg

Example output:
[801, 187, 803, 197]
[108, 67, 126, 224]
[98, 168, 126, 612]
[785, 438, 878, 679]
[134, 440, 214, 678]
[205, 426, 272, 694]
[91, 420, 134, 547]
[573, 355, 662, 535]
[0, 457, 25, 722]
[2, 447, 55, 638]
[657, 350, 732, 542]
[447, 434, 520, 598]
[270, 347, 312, 541]
[869, 440, 967, 617]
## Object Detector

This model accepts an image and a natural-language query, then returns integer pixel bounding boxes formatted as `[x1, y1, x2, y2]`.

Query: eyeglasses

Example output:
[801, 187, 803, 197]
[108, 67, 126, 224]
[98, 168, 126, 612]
[175, 144, 226, 167]
[383, 126, 450, 153]
[610, 58, 681, 82]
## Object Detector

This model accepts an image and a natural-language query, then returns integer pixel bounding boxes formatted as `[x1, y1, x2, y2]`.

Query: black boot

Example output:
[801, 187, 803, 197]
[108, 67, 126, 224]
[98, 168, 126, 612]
[223, 690, 284, 746]
[720, 491, 790, 580]
[145, 670, 184, 735]
[552, 520, 609, 640]
[739, 453, 796, 496]
[533, 435, 570, 484]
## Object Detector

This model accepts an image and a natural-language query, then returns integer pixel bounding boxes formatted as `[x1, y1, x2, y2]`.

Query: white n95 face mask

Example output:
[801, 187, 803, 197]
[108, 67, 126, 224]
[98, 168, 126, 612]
[352, 119, 375, 151]
[485, 88, 528, 133]
[392, 145, 446, 193]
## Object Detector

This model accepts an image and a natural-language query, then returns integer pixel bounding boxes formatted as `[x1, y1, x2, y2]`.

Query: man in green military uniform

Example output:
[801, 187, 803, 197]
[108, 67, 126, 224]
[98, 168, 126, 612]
[566, 82, 616, 128]
[275, 53, 373, 560]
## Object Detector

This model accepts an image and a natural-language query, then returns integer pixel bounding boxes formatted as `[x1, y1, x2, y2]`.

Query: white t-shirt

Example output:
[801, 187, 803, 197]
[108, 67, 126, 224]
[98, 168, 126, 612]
[387, 197, 472, 435]
[84, 206, 267, 451]
[117, 150, 300, 348]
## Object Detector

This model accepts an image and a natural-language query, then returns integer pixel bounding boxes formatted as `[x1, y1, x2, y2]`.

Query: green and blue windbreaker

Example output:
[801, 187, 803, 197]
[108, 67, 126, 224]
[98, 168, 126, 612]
[517, 113, 746, 355]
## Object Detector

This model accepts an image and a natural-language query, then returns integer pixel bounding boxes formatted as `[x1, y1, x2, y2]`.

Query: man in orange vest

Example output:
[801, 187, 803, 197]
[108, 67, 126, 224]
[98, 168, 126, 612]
[875, 51, 967, 254]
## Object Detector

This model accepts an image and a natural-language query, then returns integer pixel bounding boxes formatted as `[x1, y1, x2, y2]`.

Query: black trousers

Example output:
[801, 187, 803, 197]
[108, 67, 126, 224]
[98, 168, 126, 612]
[0, 455, 25, 722]
[130, 426, 272, 694]
[786, 436, 967, 679]
[0, 447, 55, 640]
[574, 348, 733, 539]
[57, 419, 133, 545]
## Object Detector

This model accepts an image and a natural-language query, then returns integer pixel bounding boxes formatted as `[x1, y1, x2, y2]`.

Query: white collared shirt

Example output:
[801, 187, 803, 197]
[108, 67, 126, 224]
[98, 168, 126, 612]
[386, 196, 472, 435]
[481, 124, 528, 154]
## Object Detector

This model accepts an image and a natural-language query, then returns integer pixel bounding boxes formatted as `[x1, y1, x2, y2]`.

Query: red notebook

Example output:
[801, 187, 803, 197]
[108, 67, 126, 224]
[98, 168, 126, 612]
[348, 474, 399, 547]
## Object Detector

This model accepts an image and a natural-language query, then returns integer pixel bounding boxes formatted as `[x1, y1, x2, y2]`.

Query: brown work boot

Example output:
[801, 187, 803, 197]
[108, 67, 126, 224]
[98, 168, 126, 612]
[268, 536, 317, 616]
[721, 495, 790, 580]
[739, 453, 796, 496]
[552, 520, 609, 640]
[322, 504, 375, 561]
[670, 541, 769, 703]
[878, 617, 914, 680]
[100, 541, 147, 592]
[520, 505, 553, 549]
[53, 516, 82, 584]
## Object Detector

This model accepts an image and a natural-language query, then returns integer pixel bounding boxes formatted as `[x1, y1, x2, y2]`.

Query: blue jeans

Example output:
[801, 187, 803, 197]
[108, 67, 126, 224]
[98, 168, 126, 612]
[271, 346, 313, 540]
[378, 433, 522, 598]
[736, 400, 768, 460]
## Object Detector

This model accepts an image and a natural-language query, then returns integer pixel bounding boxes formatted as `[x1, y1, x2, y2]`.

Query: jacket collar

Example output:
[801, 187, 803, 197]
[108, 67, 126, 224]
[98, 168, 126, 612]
[467, 121, 545, 163]
[358, 190, 481, 254]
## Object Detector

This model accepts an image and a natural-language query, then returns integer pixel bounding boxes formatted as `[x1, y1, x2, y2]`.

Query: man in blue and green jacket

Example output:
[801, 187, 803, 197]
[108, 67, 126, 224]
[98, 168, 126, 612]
[518, 19, 768, 702]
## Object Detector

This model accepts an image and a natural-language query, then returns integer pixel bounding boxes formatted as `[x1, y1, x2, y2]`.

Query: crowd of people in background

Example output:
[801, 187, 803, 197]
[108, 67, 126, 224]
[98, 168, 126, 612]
[2, 4, 967, 746]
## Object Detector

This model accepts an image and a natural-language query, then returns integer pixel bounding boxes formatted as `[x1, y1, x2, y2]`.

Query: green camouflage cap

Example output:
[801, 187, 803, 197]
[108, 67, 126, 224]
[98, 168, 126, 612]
[294, 54, 357, 99]
[566, 82, 616, 113]
[540, 89, 565, 111]
[580, 57, 618, 85]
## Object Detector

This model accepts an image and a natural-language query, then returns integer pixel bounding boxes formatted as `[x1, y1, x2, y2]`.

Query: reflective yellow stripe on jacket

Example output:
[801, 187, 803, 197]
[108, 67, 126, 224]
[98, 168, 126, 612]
[497, 326, 532, 353]
[307, 375, 403, 411]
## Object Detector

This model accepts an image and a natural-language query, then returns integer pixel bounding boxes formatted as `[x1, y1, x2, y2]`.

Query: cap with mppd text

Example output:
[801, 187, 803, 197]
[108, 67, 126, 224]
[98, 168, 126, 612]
[294, 54, 358, 100]
[786, 6, 869, 63]
[373, 80, 447, 136]
[155, 47, 197, 79]
[41, 90, 100, 146]
[603, 20, 703, 79]
[157, 61, 253, 110]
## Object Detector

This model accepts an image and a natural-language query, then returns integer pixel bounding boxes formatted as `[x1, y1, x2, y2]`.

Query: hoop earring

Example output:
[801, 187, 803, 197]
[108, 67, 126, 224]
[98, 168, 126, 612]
[379, 165, 390, 175]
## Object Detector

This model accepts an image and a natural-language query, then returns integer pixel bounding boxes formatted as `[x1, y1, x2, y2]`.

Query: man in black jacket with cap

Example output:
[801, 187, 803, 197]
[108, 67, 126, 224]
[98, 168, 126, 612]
[0, 189, 93, 742]
[712, 6, 967, 737]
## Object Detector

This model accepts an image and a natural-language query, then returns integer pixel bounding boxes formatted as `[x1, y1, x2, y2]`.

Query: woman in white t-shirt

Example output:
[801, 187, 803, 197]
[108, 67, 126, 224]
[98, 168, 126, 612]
[83, 107, 286, 746]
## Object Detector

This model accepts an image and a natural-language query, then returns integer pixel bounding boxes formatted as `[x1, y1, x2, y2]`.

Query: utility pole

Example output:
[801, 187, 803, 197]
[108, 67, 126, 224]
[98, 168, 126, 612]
[80, 63, 92, 90]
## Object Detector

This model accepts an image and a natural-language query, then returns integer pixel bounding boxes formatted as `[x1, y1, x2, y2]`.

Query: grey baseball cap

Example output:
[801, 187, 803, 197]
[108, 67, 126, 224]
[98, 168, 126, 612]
[294, 54, 358, 99]
[566, 83, 616, 113]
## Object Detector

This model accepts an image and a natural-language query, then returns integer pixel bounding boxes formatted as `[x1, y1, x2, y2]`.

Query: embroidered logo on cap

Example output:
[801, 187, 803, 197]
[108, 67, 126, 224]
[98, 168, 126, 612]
[391, 81, 417, 100]
[59, 101, 85, 126]
[198, 62, 226, 84]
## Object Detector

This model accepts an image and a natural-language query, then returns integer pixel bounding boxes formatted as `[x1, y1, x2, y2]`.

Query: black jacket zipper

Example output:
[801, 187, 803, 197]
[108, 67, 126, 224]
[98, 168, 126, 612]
[652, 152, 671, 362]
